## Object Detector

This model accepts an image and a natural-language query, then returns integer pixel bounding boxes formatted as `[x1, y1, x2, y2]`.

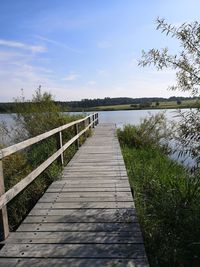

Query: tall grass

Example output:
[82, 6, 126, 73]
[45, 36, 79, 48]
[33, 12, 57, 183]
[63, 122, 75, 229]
[118, 113, 200, 267]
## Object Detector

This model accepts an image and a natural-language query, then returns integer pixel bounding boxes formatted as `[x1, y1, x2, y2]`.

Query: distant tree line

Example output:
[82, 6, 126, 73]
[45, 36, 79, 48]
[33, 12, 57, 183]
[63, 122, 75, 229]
[0, 96, 198, 113]
[57, 96, 197, 109]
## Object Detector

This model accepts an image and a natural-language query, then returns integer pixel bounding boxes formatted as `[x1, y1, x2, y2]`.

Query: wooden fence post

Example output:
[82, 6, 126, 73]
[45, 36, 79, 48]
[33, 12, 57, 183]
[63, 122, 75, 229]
[0, 160, 9, 241]
[96, 113, 99, 125]
[57, 131, 64, 165]
[88, 117, 91, 128]
[83, 119, 87, 139]
[74, 123, 80, 149]
[92, 114, 95, 128]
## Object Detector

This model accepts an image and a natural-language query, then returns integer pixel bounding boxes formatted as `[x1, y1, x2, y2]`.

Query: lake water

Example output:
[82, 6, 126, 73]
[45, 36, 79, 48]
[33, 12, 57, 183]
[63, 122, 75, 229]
[0, 109, 194, 167]
[0, 109, 181, 129]
[68, 109, 181, 128]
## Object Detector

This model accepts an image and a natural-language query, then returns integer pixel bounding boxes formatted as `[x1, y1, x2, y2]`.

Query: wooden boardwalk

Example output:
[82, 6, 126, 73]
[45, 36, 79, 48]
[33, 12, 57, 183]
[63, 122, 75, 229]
[0, 123, 149, 267]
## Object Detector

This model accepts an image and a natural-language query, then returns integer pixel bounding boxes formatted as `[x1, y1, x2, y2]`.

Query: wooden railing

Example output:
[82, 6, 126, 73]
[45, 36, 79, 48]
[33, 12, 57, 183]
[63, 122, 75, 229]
[0, 112, 99, 240]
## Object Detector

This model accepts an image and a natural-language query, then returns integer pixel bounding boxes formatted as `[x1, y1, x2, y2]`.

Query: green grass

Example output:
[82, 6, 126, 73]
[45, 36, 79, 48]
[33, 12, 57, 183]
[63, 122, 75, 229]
[82, 99, 199, 111]
[120, 146, 200, 267]
[117, 115, 200, 266]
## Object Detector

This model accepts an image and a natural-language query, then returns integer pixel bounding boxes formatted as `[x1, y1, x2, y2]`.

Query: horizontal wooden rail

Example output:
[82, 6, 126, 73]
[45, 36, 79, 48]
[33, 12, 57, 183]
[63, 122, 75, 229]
[0, 114, 98, 160]
[0, 113, 98, 241]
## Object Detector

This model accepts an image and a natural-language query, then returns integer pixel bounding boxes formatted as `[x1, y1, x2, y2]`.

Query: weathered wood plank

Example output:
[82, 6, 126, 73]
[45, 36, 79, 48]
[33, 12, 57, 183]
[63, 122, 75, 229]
[38, 197, 133, 203]
[40, 192, 132, 198]
[5, 231, 143, 244]
[24, 208, 137, 223]
[0, 258, 149, 267]
[17, 222, 139, 232]
[0, 243, 147, 258]
[33, 202, 134, 209]
[29, 207, 134, 216]
[47, 187, 131, 192]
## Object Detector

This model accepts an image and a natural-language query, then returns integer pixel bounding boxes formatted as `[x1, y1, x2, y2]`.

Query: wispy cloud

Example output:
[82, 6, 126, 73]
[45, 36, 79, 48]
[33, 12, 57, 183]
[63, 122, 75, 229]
[0, 39, 46, 53]
[97, 41, 112, 48]
[35, 35, 82, 53]
[63, 72, 79, 81]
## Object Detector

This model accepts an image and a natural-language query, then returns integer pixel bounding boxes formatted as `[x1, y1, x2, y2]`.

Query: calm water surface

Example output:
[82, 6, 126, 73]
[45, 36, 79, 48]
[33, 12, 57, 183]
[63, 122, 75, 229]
[0, 109, 181, 128]
[0, 109, 193, 167]
[68, 109, 181, 128]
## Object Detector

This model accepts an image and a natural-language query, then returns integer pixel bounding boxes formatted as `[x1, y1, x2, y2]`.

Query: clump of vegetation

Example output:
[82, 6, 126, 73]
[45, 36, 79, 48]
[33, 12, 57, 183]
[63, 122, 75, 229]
[118, 114, 200, 266]
[117, 112, 171, 149]
[123, 146, 200, 267]
[118, 114, 200, 267]
[1, 87, 88, 232]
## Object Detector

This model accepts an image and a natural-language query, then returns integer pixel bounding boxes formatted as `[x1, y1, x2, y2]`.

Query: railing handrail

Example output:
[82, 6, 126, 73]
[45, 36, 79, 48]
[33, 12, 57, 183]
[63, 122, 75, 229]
[0, 112, 99, 241]
[0, 112, 98, 160]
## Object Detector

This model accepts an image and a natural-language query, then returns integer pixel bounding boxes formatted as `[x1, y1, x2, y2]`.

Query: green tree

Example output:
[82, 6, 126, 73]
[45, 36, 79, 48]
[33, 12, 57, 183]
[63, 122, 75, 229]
[139, 18, 200, 168]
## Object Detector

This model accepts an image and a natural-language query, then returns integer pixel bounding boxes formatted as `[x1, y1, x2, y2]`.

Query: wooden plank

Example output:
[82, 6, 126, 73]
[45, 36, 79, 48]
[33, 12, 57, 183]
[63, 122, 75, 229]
[0, 258, 149, 267]
[23, 214, 137, 223]
[5, 231, 143, 244]
[38, 197, 133, 203]
[33, 202, 134, 209]
[64, 166, 127, 171]
[0, 243, 147, 258]
[47, 186, 130, 191]
[17, 222, 140, 232]
[47, 188, 131, 192]
[39, 192, 132, 198]
[29, 207, 135, 216]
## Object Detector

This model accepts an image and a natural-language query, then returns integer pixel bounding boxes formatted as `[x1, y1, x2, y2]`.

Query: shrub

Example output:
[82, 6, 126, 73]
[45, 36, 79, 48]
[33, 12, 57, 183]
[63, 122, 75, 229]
[117, 112, 171, 149]
[1, 88, 87, 231]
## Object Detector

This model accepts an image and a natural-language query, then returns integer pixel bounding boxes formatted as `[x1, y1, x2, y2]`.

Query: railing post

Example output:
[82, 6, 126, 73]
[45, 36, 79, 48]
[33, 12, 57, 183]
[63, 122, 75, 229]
[88, 115, 91, 129]
[96, 113, 99, 125]
[0, 160, 9, 241]
[74, 123, 80, 149]
[57, 131, 64, 165]
[92, 114, 95, 128]
[83, 118, 87, 139]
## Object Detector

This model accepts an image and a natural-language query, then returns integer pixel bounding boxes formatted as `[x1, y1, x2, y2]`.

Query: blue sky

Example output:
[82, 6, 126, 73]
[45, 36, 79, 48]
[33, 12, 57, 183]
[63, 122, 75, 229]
[0, 0, 200, 101]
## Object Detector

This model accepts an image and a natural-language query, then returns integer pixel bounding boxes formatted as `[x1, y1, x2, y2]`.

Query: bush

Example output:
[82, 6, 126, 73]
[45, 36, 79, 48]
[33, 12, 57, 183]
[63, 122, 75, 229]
[117, 112, 171, 149]
[1, 88, 88, 231]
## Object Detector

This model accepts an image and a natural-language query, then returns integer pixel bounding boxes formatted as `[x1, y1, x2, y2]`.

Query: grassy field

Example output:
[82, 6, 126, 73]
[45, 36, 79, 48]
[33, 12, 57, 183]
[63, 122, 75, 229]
[83, 99, 199, 111]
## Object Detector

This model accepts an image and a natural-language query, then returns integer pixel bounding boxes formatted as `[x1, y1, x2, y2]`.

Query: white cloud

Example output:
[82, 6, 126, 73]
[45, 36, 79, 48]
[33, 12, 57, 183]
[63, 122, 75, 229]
[0, 39, 46, 53]
[97, 41, 112, 48]
[35, 35, 82, 53]
[63, 72, 79, 81]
